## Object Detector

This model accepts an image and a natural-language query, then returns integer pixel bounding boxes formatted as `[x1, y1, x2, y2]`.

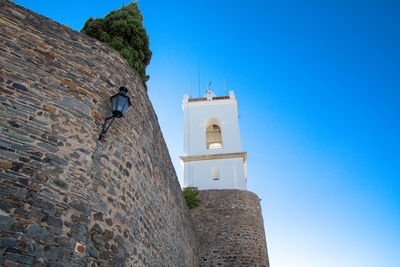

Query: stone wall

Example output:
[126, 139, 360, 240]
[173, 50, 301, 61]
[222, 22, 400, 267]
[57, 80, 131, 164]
[0, 1, 198, 266]
[190, 189, 269, 267]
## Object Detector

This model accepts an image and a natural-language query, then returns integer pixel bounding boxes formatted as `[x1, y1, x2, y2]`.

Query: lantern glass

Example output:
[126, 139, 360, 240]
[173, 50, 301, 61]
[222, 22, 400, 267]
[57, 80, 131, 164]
[121, 97, 130, 114]
[110, 87, 131, 118]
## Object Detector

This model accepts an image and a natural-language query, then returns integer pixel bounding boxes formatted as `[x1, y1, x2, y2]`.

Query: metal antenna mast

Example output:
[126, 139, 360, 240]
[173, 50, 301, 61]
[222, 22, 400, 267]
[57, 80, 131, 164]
[198, 62, 201, 97]
[189, 79, 192, 98]
[224, 78, 227, 96]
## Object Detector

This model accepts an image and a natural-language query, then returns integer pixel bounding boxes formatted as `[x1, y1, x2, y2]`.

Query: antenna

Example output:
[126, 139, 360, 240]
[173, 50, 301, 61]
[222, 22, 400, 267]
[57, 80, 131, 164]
[198, 62, 201, 97]
[224, 78, 227, 96]
[208, 80, 212, 92]
[189, 79, 192, 98]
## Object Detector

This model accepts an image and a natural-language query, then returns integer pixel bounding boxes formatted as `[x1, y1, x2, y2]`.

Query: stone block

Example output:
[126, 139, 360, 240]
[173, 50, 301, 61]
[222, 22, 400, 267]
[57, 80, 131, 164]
[26, 225, 49, 240]
[0, 159, 13, 169]
[0, 215, 15, 231]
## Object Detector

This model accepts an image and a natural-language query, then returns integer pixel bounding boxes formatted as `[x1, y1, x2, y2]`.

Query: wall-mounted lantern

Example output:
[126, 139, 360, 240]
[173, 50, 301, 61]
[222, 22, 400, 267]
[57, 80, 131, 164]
[99, 86, 131, 140]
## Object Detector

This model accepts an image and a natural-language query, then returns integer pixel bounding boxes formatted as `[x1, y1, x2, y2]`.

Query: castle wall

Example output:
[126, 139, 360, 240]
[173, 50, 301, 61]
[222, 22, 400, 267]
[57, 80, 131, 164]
[190, 189, 269, 267]
[0, 1, 198, 266]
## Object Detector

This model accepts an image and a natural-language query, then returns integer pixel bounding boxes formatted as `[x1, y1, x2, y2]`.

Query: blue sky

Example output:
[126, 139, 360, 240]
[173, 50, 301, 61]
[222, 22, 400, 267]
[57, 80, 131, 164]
[13, 0, 400, 266]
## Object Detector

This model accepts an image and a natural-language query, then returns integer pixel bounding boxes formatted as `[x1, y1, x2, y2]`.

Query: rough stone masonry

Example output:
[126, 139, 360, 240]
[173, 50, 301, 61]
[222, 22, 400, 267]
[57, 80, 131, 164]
[0, 0, 198, 266]
[190, 190, 269, 267]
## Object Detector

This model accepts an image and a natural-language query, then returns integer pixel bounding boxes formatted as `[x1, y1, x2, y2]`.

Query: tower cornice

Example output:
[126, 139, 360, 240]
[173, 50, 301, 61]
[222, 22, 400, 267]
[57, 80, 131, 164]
[180, 152, 247, 163]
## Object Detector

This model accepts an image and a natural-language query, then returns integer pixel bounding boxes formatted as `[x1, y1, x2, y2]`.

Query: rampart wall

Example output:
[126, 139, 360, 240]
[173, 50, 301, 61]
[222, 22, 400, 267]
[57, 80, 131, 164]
[0, 1, 198, 266]
[190, 189, 269, 267]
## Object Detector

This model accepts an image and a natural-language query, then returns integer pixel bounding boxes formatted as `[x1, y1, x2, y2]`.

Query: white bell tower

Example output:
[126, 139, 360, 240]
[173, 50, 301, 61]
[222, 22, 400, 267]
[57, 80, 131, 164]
[180, 90, 247, 190]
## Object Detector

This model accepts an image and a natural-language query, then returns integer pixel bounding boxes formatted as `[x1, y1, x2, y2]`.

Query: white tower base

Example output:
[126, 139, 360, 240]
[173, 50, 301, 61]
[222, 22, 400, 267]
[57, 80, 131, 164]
[181, 152, 247, 190]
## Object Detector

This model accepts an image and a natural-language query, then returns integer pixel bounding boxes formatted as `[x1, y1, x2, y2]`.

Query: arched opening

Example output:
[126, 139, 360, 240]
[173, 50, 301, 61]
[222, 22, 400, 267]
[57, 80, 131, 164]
[205, 118, 223, 149]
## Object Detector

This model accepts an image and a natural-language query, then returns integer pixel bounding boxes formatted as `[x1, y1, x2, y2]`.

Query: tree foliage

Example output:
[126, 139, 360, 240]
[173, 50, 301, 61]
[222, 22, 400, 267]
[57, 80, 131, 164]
[81, 2, 152, 89]
[182, 187, 200, 209]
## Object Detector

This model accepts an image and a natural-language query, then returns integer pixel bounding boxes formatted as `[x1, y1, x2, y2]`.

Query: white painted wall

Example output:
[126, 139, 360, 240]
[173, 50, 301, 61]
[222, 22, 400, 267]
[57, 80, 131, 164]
[181, 90, 247, 190]
[182, 92, 242, 156]
[183, 158, 246, 190]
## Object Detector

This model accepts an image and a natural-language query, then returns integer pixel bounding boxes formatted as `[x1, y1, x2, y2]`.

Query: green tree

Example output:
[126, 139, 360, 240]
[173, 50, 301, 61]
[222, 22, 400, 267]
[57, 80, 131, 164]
[81, 2, 152, 90]
[182, 187, 200, 209]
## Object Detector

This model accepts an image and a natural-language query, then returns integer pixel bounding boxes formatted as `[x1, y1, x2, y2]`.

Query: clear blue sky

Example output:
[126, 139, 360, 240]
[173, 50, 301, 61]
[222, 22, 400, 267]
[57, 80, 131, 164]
[14, 1, 400, 266]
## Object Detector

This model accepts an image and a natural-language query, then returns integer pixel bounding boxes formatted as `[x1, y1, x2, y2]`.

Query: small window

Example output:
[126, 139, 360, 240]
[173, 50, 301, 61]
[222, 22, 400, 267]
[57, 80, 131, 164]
[212, 167, 220, 180]
[206, 124, 223, 149]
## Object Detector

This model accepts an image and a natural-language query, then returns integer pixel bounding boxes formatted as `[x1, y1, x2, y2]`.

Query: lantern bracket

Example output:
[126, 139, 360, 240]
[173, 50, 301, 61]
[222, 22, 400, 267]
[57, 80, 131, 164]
[99, 115, 116, 140]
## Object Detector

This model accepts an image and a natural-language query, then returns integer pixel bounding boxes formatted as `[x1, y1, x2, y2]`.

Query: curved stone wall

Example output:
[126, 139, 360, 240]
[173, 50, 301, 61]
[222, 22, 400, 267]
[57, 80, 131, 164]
[0, 1, 198, 266]
[190, 189, 269, 266]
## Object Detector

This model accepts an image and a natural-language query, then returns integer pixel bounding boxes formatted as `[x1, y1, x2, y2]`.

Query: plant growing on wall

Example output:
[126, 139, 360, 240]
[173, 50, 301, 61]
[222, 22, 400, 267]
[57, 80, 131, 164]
[81, 2, 152, 90]
[183, 187, 200, 209]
